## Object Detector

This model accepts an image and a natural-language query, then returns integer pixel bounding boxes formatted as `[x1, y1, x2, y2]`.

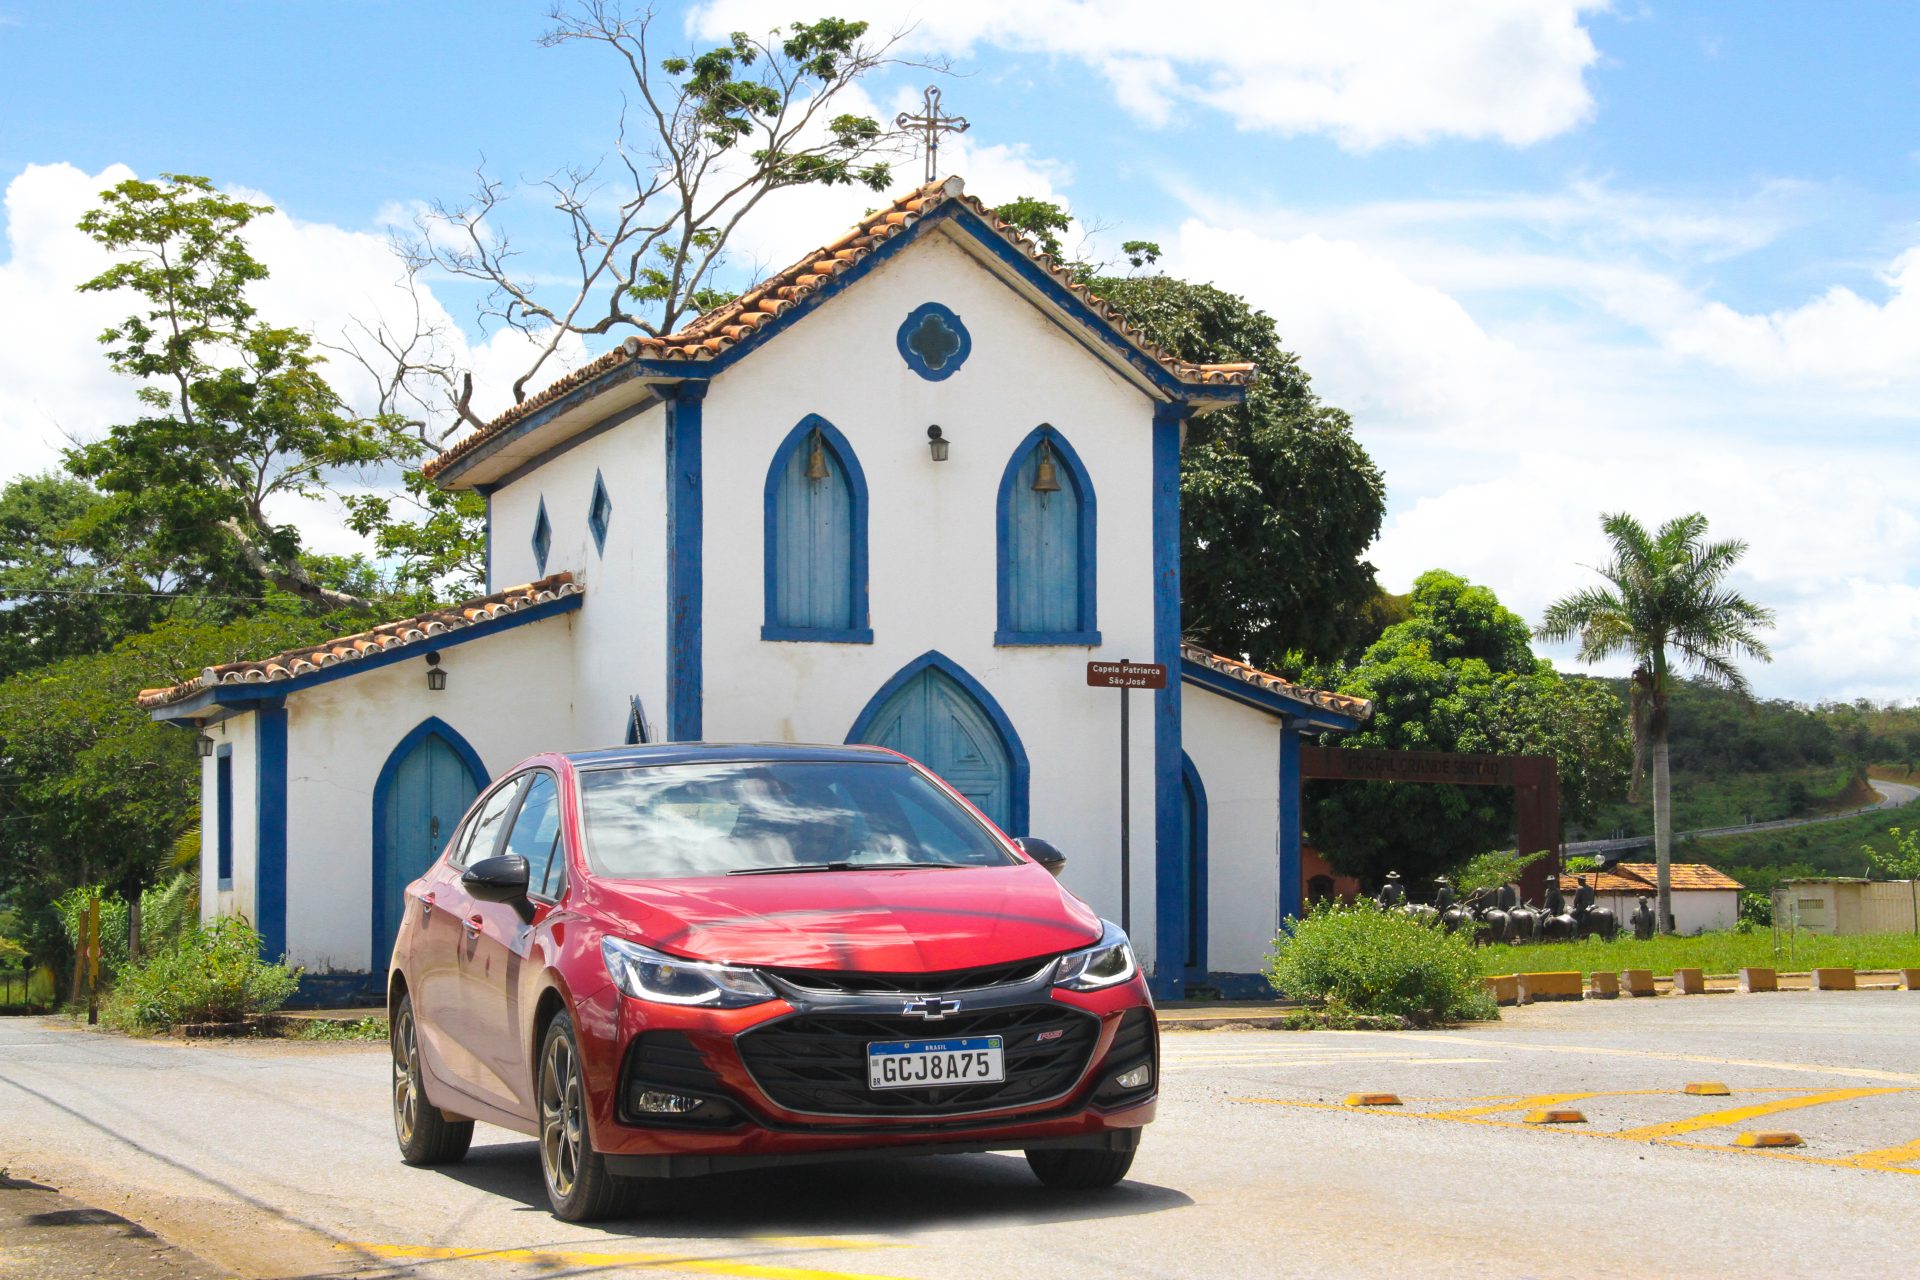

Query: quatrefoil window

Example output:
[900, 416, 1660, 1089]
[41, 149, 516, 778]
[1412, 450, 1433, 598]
[897, 302, 971, 381]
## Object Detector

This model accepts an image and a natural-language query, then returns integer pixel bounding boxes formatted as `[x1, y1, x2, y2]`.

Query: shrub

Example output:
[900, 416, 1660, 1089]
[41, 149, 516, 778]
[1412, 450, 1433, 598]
[1267, 902, 1495, 1025]
[103, 916, 300, 1033]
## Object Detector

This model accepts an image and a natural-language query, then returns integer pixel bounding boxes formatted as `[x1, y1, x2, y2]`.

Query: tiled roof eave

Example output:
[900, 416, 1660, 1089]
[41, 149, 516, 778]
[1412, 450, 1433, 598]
[1179, 642, 1371, 723]
[424, 175, 1258, 485]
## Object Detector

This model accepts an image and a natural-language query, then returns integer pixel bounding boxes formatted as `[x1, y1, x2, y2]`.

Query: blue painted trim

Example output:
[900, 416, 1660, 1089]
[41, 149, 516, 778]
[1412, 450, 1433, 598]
[214, 744, 234, 884]
[1182, 751, 1209, 979]
[995, 425, 1099, 644]
[1178, 661, 1364, 733]
[1195, 972, 1279, 1001]
[491, 395, 660, 492]
[146, 593, 585, 723]
[845, 649, 1031, 838]
[530, 495, 551, 577]
[1150, 401, 1185, 1002]
[1278, 721, 1304, 926]
[664, 381, 708, 742]
[255, 704, 289, 963]
[588, 469, 612, 557]
[369, 717, 488, 973]
[993, 629, 1102, 647]
[761, 415, 871, 643]
[896, 300, 972, 381]
[761, 625, 874, 644]
[287, 971, 383, 1010]
[431, 203, 1243, 489]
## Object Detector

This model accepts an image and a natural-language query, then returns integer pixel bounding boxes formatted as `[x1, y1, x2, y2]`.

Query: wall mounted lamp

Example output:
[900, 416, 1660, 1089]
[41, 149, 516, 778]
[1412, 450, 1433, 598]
[425, 651, 447, 692]
[927, 424, 949, 462]
[196, 732, 215, 758]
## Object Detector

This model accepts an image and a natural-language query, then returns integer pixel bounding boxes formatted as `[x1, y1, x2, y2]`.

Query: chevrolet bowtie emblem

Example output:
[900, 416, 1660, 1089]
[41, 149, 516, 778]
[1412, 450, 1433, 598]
[902, 996, 961, 1020]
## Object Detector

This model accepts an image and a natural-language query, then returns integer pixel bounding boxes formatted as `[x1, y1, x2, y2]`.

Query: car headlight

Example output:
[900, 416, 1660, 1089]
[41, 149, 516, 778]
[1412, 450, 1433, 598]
[1052, 920, 1138, 991]
[601, 937, 776, 1008]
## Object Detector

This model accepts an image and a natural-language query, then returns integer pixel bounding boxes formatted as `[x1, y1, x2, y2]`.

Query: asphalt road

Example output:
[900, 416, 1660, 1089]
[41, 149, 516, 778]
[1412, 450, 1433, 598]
[1566, 777, 1920, 856]
[4, 993, 1918, 1279]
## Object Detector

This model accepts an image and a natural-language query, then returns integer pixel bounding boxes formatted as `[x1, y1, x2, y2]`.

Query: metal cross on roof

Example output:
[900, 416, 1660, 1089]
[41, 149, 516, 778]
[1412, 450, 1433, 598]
[896, 85, 969, 184]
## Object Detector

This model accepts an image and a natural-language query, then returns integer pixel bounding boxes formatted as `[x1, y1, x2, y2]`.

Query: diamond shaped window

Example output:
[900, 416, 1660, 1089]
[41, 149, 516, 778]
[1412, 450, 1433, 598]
[588, 472, 612, 556]
[531, 498, 552, 576]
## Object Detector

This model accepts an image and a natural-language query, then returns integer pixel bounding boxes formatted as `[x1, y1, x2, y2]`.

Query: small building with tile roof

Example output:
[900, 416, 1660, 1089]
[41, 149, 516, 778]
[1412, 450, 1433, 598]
[148, 176, 1365, 1001]
[1560, 863, 1744, 935]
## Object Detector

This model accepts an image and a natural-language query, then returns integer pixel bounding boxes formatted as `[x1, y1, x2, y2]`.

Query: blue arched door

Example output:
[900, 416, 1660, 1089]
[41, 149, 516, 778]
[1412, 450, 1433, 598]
[373, 723, 485, 968]
[1182, 754, 1209, 980]
[856, 665, 1019, 833]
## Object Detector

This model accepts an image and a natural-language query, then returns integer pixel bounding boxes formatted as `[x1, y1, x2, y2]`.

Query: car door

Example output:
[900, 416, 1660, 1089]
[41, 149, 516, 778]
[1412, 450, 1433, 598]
[456, 769, 563, 1115]
[416, 776, 522, 1099]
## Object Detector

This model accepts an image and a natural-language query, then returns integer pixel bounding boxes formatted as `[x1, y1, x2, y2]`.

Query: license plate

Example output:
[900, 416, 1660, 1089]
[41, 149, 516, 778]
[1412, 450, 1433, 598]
[867, 1036, 1005, 1090]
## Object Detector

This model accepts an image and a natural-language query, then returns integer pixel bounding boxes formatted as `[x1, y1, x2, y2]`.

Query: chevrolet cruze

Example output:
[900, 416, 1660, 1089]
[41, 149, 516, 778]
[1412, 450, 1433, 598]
[387, 744, 1157, 1221]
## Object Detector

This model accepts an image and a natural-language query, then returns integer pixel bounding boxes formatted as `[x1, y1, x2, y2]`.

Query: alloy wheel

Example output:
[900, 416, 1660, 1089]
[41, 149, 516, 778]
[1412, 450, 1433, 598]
[392, 1008, 418, 1145]
[540, 1031, 584, 1198]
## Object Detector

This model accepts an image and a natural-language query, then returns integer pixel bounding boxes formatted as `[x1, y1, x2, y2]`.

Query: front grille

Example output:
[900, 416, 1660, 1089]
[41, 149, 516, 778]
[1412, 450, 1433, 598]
[737, 1004, 1100, 1116]
[765, 956, 1057, 996]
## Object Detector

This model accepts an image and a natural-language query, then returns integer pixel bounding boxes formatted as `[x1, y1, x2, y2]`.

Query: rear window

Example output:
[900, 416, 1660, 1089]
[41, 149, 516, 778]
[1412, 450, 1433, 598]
[576, 760, 1017, 880]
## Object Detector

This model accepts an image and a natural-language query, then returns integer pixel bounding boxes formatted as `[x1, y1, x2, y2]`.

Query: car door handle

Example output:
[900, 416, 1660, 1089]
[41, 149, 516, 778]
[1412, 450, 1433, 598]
[465, 914, 484, 938]
[420, 892, 435, 922]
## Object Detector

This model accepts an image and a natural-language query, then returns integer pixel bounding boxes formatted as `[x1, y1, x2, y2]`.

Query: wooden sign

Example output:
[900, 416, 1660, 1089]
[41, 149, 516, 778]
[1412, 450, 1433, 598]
[1086, 661, 1167, 690]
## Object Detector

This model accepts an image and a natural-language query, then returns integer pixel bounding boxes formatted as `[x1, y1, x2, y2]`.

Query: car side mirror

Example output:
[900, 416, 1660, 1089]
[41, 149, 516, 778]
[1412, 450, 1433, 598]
[1015, 837, 1067, 878]
[463, 853, 534, 922]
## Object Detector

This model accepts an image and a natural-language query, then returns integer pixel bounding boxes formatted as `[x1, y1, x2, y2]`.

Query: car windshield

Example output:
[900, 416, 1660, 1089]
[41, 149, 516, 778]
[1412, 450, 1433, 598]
[577, 760, 1020, 880]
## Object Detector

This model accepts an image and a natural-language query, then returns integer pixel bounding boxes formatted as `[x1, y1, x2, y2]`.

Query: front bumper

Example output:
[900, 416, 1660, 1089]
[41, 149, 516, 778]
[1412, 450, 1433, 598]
[578, 972, 1158, 1176]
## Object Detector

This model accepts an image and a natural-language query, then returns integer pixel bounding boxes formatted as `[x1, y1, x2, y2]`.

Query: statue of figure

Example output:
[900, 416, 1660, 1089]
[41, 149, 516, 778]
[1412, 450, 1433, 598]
[1631, 895, 1656, 941]
[1494, 882, 1520, 913]
[1573, 875, 1597, 915]
[1433, 877, 1456, 911]
[1542, 881, 1567, 916]
[1375, 871, 1406, 909]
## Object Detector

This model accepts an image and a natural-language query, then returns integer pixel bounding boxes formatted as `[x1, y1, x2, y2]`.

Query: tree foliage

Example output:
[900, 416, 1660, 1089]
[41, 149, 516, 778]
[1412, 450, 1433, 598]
[1307, 570, 1632, 887]
[70, 174, 410, 609]
[1537, 512, 1773, 931]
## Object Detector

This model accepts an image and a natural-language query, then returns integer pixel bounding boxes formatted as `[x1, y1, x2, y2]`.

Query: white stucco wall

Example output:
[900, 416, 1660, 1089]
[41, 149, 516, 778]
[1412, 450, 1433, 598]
[692, 228, 1166, 965]
[1181, 685, 1283, 974]
[1596, 889, 1737, 935]
[199, 712, 258, 928]
[488, 402, 669, 748]
[272, 613, 583, 973]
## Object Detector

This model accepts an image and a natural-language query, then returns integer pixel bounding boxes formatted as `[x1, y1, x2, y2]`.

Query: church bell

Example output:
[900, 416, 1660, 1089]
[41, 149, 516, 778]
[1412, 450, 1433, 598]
[805, 430, 830, 481]
[1032, 439, 1062, 492]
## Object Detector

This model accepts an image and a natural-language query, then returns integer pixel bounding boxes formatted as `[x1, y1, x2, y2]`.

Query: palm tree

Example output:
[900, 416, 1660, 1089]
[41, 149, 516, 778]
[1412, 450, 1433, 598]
[1536, 513, 1773, 934]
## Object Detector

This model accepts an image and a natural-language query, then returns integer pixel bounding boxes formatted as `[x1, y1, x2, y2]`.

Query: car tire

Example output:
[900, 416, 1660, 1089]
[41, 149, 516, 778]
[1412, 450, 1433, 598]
[1024, 1145, 1137, 1190]
[392, 994, 473, 1166]
[537, 1011, 637, 1222]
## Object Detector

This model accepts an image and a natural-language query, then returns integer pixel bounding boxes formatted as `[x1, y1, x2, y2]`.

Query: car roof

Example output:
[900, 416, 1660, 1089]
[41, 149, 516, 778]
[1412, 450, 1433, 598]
[562, 742, 900, 769]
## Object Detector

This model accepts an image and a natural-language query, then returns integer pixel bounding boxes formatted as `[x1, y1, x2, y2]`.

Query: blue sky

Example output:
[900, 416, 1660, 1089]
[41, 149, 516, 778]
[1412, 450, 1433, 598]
[3, 2, 1918, 701]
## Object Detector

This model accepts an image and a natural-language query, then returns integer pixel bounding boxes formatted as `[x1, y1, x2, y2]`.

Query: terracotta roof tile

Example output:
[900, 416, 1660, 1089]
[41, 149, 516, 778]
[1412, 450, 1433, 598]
[424, 175, 1256, 482]
[1181, 641, 1372, 720]
[136, 574, 583, 711]
[1560, 863, 1744, 893]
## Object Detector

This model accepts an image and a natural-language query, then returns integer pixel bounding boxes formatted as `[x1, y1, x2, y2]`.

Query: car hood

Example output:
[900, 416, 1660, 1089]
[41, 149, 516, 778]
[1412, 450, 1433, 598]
[589, 864, 1103, 972]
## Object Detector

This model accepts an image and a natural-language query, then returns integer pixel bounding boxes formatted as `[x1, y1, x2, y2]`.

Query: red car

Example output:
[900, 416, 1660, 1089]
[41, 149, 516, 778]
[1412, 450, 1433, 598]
[387, 743, 1157, 1221]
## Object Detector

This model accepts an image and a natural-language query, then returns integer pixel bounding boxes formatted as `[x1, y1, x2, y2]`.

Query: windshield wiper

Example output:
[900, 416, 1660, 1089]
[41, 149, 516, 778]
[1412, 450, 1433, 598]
[726, 860, 972, 876]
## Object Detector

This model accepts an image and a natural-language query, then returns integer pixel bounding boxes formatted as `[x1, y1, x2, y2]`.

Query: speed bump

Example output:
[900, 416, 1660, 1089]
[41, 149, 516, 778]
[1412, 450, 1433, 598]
[1902, 969, 1920, 991]
[1517, 971, 1584, 1002]
[1739, 967, 1777, 993]
[1587, 971, 1620, 999]
[1523, 1108, 1587, 1125]
[1345, 1093, 1402, 1107]
[1671, 967, 1706, 995]
[1620, 968, 1656, 997]
[1811, 968, 1856, 991]
[1733, 1131, 1804, 1148]
[1684, 1082, 1731, 1096]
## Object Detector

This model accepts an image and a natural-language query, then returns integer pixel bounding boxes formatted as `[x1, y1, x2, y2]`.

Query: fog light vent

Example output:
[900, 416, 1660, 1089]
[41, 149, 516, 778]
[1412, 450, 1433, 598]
[1113, 1064, 1152, 1091]
[631, 1089, 702, 1114]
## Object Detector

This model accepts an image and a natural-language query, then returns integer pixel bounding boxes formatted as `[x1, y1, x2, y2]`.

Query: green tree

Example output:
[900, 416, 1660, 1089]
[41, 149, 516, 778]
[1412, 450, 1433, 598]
[1537, 513, 1773, 933]
[1308, 570, 1631, 887]
[70, 174, 411, 610]
[0, 608, 373, 974]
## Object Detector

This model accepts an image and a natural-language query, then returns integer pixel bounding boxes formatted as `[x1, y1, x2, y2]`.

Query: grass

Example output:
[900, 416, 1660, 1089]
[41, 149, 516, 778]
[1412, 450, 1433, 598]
[285, 1015, 387, 1042]
[1479, 929, 1920, 978]
[1578, 766, 1865, 838]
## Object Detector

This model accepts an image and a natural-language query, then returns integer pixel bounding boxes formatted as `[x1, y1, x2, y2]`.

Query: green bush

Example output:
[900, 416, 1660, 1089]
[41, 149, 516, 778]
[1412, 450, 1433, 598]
[1267, 902, 1495, 1025]
[103, 916, 299, 1033]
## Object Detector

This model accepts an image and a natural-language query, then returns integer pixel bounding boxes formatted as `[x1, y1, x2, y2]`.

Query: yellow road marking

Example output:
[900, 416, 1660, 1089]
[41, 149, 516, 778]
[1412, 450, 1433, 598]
[751, 1237, 905, 1252]
[1844, 1136, 1920, 1168]
[345, 1241, 917, 1279]
[1342, 1031, 1920, 1085]
[1609, 1088, 1903, 1141]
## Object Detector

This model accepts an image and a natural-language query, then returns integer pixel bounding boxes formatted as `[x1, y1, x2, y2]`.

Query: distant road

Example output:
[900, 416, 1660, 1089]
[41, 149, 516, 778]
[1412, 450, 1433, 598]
[1565, 779, 1920, 856]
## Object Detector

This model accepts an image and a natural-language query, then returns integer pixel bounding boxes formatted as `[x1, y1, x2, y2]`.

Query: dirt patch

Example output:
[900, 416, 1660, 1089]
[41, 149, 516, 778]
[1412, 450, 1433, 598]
[0, 1176, 229, 1279]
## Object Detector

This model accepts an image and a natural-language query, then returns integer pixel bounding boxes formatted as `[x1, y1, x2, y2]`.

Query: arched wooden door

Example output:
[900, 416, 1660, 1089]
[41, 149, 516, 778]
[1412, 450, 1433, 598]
[853, 660, 1022, 834]
[372, 720, 486, 970]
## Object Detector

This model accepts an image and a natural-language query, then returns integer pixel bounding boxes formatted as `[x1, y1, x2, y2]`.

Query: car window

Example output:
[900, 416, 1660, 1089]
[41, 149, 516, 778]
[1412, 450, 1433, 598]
[577, 760, 1018, 879]
[503, 771, 562, 897]
[455, 779, 522, 868]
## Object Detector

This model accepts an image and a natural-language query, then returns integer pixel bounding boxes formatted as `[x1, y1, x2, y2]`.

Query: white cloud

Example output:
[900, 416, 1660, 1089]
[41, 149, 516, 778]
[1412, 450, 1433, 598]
[692, 0, 1605, 149]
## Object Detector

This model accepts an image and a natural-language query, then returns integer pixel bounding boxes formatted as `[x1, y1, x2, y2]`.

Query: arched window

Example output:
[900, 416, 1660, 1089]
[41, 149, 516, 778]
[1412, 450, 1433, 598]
[996, 425, 1098, 645]
[762, 415, 871, 643]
